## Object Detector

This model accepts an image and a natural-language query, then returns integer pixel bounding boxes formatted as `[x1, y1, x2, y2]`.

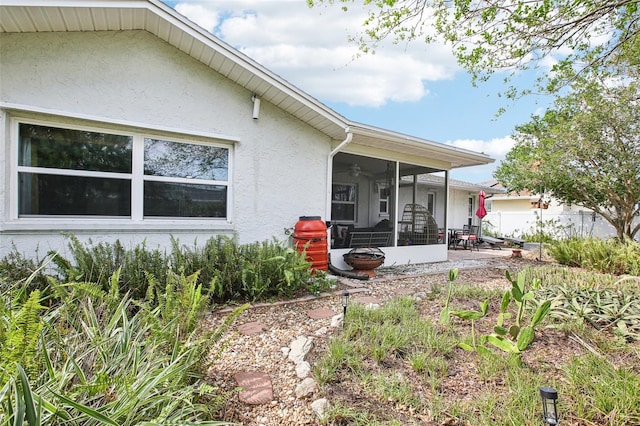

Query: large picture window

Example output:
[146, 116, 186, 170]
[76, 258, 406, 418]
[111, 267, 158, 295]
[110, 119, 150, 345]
[17, 122, 230, 219]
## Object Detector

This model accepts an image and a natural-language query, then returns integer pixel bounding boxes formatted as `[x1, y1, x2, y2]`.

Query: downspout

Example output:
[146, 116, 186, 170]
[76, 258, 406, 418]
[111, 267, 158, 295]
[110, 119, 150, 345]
[444, 170, 450, 241]
[326, 128, 353, 220]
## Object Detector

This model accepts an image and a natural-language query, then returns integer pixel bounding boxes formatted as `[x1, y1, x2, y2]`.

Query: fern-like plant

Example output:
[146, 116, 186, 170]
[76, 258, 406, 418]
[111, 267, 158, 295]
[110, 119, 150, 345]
[0, 291, 45, 377]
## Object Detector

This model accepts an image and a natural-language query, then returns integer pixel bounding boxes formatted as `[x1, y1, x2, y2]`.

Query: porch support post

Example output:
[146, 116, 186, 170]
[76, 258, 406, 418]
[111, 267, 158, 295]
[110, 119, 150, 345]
[393, 160, 400, 247]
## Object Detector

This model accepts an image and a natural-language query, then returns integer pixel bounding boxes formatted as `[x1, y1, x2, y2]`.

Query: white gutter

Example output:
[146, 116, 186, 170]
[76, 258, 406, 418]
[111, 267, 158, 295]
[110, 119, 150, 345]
[326, 129, 353, 221]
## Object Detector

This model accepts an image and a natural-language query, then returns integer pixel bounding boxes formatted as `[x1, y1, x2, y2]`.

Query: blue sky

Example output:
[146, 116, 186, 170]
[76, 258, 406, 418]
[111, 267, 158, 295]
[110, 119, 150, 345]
[163, 0, 553, 183]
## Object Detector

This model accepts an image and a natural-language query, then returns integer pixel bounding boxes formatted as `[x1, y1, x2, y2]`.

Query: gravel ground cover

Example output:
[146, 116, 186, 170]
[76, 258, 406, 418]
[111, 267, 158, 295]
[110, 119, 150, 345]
[205, 255, 549, 425]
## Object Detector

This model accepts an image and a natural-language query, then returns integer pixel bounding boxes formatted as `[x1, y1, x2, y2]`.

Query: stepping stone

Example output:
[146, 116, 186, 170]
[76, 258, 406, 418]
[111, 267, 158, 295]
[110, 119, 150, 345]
[233, 371, 273, 405]
[352, 296, 381, 305]
[307, 308, 335, 320]
[393, 287, 414, 295]
[237, 321, 266, 336]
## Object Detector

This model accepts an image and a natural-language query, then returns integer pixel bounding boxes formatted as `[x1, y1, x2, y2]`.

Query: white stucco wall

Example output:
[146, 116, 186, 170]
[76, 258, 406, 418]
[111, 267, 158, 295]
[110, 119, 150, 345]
[448, 188, 479, 229]
[0, 30, 331, 258]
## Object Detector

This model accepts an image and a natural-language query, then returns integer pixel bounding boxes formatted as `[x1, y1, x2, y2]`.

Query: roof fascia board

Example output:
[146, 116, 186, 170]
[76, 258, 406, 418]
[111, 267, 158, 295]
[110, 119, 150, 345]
[348, 124, 494, 165]
[340, 144, 451, 170]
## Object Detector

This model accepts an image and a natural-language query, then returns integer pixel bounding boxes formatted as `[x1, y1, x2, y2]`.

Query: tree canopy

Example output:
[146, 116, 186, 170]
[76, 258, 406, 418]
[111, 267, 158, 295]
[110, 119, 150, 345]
[494, 76, 640, 239]
[309, 0, 640, 95]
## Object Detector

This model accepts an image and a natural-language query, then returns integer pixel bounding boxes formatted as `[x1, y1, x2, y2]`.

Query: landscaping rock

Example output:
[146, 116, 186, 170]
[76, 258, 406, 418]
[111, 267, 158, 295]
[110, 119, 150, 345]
[295, 361, 311, 378]
[311, 398, 329, 419]
[295, 377, 317, 398]
[288, 335, 313, 364]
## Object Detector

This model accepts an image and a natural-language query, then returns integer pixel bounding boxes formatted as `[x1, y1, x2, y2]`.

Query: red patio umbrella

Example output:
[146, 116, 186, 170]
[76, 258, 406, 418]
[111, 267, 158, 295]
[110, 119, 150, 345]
[476, 190, 487, 219]
[475, 190, 487, 239]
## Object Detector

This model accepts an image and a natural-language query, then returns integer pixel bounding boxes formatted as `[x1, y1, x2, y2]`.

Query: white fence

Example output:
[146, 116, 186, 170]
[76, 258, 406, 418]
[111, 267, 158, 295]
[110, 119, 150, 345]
[483, 210, 640, 241]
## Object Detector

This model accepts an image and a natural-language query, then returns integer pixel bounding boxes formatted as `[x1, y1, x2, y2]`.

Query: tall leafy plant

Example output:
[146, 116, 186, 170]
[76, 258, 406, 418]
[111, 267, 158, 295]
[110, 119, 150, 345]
[452, 299, 490, 353]
[439, 268, 459, 325]
[486, 271, 551, 354]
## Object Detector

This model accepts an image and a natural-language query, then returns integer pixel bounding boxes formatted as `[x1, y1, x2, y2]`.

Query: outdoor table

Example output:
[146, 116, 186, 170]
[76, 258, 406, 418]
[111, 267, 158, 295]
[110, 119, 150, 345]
[447, 228, 464, 249]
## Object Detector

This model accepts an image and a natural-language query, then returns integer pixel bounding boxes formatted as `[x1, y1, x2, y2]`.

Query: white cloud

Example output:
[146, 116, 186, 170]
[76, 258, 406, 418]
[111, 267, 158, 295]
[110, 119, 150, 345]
[173, 3, 222, 32]
[445, 136, 516, 159]
[171, 1, 460, 107]
[445, 135, 516, 181]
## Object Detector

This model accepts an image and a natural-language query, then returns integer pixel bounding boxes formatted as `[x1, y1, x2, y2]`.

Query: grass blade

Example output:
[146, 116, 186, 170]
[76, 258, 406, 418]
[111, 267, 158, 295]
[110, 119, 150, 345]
[53, 391, 119, 425]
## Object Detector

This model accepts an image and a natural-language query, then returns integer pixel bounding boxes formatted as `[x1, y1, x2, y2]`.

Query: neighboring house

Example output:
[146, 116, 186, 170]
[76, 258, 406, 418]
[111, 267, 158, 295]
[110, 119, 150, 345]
[0, 0, 495, 268]
[481, 180, 637, 240]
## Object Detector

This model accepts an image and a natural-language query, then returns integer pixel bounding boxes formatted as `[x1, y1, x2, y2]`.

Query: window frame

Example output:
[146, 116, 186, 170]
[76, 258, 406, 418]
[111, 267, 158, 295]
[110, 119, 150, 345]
[378, 184, 389, 216]
[331, 182, 357, 223]
[11, 117, 233, 222]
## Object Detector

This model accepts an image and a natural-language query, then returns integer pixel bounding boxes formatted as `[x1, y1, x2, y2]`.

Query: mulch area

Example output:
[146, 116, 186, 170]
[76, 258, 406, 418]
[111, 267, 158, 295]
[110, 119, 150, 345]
[204, 256, 636, 425]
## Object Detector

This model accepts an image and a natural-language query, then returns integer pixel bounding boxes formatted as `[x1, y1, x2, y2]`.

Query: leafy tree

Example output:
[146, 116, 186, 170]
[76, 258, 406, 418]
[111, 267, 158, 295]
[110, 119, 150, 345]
[309, 0, 640, 95]
[494, 75, 640, 239]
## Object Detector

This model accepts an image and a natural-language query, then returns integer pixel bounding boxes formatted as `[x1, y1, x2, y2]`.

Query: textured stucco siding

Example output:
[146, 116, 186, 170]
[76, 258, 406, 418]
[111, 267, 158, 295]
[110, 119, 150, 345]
[0, 30, 331, 258]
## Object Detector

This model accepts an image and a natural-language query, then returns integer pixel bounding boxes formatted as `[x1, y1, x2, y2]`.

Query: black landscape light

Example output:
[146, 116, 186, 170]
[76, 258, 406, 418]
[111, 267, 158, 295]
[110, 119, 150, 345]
[341, 290, 350, 327]
[540, 386, 559, 425]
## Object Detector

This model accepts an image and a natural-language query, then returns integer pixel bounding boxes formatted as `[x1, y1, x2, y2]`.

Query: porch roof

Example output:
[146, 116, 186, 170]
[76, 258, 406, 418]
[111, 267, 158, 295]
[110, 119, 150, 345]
[0, 0, 494, 170]
[347, 124, 494, 169]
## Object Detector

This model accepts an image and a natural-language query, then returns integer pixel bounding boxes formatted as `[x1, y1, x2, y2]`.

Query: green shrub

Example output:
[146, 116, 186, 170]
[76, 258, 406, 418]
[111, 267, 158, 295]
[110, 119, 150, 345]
[548, 237, 640, 275]
[27, 234, 314, 304]
[48, 234, 169, 301]
[170, 236, 313, 301]
[0, 247, 51, 298]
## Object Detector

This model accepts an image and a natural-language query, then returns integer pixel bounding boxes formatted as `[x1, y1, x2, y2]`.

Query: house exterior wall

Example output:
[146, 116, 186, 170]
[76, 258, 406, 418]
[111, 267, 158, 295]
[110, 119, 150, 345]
[0, 30, 331, 258]
[448, 188, 477, 229]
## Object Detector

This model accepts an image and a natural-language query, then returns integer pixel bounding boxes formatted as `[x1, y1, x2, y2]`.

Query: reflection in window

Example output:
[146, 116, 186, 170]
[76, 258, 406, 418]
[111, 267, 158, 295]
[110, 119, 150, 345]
[144, 138, 228, 180]
[19, 123, 132, 172]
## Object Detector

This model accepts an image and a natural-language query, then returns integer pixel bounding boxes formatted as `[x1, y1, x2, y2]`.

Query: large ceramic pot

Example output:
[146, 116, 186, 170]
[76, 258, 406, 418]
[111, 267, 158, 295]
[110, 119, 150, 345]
[343, 247, 385, 277]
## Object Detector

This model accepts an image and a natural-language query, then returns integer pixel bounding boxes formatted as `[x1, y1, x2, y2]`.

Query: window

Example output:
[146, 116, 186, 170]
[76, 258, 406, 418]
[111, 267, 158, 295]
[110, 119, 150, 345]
[17, 122, 229, 219]
[143, 138, 228, 218]
[378, 185, 389, 215]
[426, 193, 435, 215]
[18, 124, 133, 216]
[467, 196, 474, 225]
[331, 183, 357, 222]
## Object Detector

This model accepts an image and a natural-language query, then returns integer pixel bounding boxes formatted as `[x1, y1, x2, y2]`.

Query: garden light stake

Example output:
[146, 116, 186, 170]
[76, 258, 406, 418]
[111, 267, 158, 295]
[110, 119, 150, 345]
[540, 386, 559, 425]
[341, 290, 350, 328]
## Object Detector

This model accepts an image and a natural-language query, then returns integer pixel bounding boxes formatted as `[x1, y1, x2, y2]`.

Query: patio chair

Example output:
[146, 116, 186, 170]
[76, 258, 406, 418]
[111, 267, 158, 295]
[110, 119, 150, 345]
[457, 225, 480, 251]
